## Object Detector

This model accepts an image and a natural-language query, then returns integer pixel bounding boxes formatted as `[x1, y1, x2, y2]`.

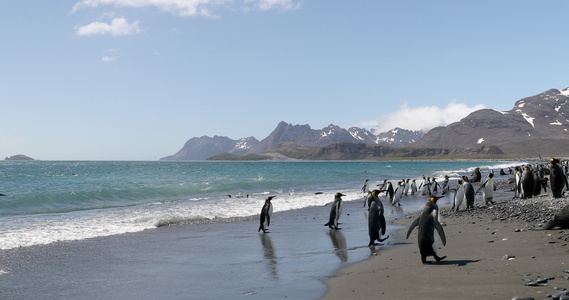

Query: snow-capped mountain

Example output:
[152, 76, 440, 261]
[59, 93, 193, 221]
[161, 121, 422, 160]
[414, 87, 569, 156]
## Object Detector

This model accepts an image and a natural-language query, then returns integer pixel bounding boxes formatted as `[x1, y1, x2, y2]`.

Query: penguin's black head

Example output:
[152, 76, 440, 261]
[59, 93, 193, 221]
[266, 196, 276, 201]
[488, 173, 494, 178]
[335, 192, 346, 198]
[429, 195, 444, 203]
[551, 158, 560, 165]
[458, 179, 463, 184]
[371, 189, 381, 197]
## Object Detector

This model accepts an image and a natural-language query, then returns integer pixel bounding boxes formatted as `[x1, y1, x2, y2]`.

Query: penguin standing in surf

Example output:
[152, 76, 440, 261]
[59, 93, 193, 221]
[452, 179, 465, 211]
[406, 195, 447, 264]
[258, 196, 275, 233]
[550, 158, 569, 198]
[325, 193, 345, 230]
[476, 173, 496, 205]
[368, 192, 390, 246]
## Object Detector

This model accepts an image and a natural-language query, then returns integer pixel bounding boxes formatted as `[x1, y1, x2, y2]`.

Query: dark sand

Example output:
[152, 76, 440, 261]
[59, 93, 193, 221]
[323, 193, 569, 300]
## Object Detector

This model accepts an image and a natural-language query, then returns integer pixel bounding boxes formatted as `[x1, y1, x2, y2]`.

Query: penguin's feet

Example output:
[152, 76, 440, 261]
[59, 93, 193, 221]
[435, 255, 446, 262]
[378, 235, 390, 242]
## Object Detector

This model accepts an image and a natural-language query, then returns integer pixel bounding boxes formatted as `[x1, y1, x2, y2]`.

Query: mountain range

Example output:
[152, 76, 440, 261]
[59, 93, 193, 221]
[160, 87, 569, 160]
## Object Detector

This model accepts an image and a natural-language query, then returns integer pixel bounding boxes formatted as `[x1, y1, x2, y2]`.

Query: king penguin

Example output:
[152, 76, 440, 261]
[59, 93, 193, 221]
[406, 195, 447, 264]
[258, 196, 275, 233]
[452, 179, 465, 211]
[368, 190, 390, 246]
[325, 193, 345, 230]
[520, 166, 535, 199]
[476, 173, 496, 205]
[550, 158, 569, 198]
[462, 176, 475, 209]
[392, 181, 403, 206]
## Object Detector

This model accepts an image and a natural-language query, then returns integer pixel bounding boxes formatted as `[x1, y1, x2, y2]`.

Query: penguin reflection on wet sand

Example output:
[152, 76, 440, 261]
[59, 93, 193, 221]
[325, 193, 345, 230]
[368, 190, 390, 246]
[406, 195, 447, 264]
[258, 196, 275, 233]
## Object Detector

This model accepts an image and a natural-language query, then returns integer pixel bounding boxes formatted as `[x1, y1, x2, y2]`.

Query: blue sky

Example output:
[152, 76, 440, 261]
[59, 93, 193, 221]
[2, 1, 569, 160]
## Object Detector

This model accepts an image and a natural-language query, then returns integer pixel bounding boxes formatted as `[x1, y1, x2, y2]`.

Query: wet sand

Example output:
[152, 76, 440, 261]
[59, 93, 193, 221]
[323, 194, 569, 299]
[0, 198, 412, 300]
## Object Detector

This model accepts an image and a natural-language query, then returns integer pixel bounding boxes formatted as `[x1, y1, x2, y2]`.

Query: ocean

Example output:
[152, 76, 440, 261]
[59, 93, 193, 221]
[0, 160, 527, 299]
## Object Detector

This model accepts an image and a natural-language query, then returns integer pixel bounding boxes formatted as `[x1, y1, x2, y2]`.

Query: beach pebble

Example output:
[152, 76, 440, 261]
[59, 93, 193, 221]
[550, 291, 569, 300]
[503, 254, 515, 260]
[511, 296, 534, 300]
[514, 228, 521, 232]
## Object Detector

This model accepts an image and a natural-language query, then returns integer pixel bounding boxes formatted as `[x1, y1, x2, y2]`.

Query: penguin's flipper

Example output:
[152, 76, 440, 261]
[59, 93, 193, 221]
[434, 221, 446, 246]
[266, 213, 270, 227]
[406, 217, 420, 239]
[380, 214, 386, 235]
[475, 180, 487, 195]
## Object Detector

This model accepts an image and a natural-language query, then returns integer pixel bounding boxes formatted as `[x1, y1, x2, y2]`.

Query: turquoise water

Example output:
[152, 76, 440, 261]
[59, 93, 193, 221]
[0, 160, 523, 250]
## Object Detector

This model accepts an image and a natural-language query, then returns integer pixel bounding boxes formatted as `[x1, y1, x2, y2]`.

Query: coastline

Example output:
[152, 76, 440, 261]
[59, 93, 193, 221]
[323, 192, 569, 299]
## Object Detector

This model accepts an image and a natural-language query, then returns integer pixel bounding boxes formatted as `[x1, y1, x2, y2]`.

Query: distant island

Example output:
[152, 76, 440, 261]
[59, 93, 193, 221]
[5, 154, 35, 161]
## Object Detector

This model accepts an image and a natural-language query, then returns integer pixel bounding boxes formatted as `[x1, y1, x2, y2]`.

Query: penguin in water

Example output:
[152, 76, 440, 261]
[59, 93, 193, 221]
[520, 166, 535, 199]
[452, 179, 465, 211]
[258, 196, 275, 233]
[406, 195, 447, 264]
[367, 190, 390, 246]
[361, 179, 369, 194]
[550, 158, 569, 198]
[462, 176, 475, 209]
[476, 173, 496, 205]
[325, 193, 345, 230]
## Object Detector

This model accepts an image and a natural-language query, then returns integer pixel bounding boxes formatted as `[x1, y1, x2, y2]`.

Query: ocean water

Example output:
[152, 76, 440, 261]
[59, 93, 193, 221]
[0, 160, 525, 251]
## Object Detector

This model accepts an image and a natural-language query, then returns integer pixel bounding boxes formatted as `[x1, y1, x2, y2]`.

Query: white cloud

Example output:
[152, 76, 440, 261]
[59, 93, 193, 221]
[368, 101, 486, 133]
[244, 0, 301, 10]
[75, 17, 141, 36]
[71, 0, 229, 17]
[101, 56, 117, 62]
[71, 0, 300, 17]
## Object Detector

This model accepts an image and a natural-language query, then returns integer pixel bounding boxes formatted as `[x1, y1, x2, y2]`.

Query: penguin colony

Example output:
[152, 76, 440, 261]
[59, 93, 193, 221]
[256, 157, 569, 263]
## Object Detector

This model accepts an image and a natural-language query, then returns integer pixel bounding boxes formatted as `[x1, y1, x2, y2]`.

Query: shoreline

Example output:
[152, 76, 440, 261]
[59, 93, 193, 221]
[323, 190, 569, 299]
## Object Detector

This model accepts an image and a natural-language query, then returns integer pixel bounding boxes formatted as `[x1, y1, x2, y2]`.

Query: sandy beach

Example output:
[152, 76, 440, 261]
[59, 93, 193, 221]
[323, 192, 569, 300]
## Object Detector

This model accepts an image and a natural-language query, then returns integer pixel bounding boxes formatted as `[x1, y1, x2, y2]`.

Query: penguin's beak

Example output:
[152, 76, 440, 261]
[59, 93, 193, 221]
[430, 195, 444, 203]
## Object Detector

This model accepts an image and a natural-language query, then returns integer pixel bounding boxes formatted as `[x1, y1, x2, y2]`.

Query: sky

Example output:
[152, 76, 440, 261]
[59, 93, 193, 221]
[2, 1, 569, 160]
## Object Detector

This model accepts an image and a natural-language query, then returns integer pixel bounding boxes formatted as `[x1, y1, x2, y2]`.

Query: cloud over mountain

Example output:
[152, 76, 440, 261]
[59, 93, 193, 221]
[369, 101, 485, 133]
